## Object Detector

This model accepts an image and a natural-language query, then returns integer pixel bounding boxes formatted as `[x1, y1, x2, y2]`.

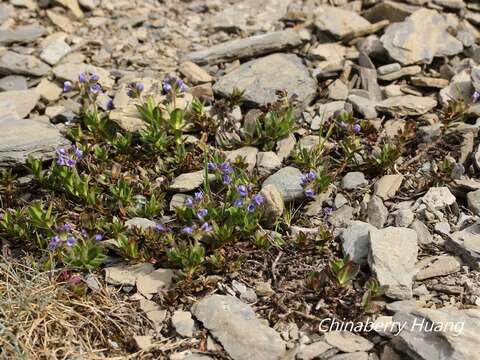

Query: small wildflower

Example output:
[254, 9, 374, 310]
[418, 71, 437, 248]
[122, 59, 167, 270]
[200, 222, 212, 233]
[352, 123, 361, 134]
[185, 197, 194, 208]
[237, 185, 248, 197]
[247, 203, 256, 213]
[234, 198, 244, 207]
[207, 161, 216, 172]
[219, 162, 233, 175]
[252, 193, 264, 206]
[94, 234, 103, 241]
[90, 73, 100, 82]
[306, 170, 317, 182]
[154, 224, 165, 232]
[90, 83, 101, 94]
[182, 226, 193, 235]
[63, 81, 73, 92]
[72, 145, 83, 158]
[136, 82, 144, 92]
[78, 72, 88, 83]
[107, 98, 114, 110]
[197, 208, 208, 219]
[58, 223, 72, 232]
[323, 207, 333, 216]
[304, 188, 315, 198]
[300, 175, 309, 186]
[222, 174, 232, 185]
[66, 159, 76, 167]
[66, 235, 76, 247]
[473, 91, 480, 103]
[48, 235, 60, 250]
[194, 191, 204, 202]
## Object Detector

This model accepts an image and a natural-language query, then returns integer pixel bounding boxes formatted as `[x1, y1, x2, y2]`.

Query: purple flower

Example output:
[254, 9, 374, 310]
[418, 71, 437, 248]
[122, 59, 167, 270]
[94, 234, 103, 241]
[154, 224, 165, 232]
[107, 98, 114, 110]
[207, 161, 216, 172]
[176, 78, 187, 93]
[63, 81, 73, 92]
[48, 235, 60, 250]
[72, 145, 83, 158]
[56, 156, 66, 166]
[66, 159, 76, 167]
[194, 191, 204, 202]
[56, 147, 66, 155]
[323, 207, 333, 216]
[185, 197, 194, 209]
[306, 170, 317, 182]
[304, 188, 315, 198]
[222, 174, 232, 185]
[197, 208, 208, 219]
[90, 83, 101, 94]
[66, 236, 76, 247]
[234, 198, 244, 207]
[300, 175, 309, 186]
[219, 162, 233, 175]
[473, 91, 480, 103]
[135, 82, 144, 92]
[90, 73, 100, 82]
[182, 226, 193, 235]
[200, 222, 212, 233]
[163, 82, 172, 93]
[58, 223, 72, 232]
[247, 203, 256, 213]
[78, 72, 88, 83]
[252, 193, 264, 206]
[353, 123, 361, 134]
[237, 185, 248, 197]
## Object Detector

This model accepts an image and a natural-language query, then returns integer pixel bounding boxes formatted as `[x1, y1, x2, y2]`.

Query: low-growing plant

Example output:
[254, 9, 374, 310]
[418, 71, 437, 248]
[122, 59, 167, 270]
[327, 255, 360, 287]
[369, 143, 400, 173]
[361, 277, 382, 312]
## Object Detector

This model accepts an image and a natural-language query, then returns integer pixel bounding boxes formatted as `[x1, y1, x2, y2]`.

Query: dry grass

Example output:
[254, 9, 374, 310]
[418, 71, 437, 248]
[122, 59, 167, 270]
[0, 256, 149, 359]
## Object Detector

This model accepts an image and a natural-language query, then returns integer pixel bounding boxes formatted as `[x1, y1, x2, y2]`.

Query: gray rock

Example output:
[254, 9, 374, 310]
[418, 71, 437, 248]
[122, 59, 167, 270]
[178, 61, 213, 84]
[312, 101, 346, 130]
[347, 94, 377, 119]
[260, 184, 284, 226]
[363, 1, 419, 23]
[0, 51, 50, 77]
[232, 280, 258, 303]
[422, 187, 456, 210]
[433, 0, 466, 9]
[386, 300, 419, 314]
[341, 221, 377, 265]
[183, 29, 302, 65]
[170, 170, 215, 192]
[0, 110, 69, 167]
[297, 341, 332, 360]
[315, 6, 371, 39]
[40, 38, 71, 65]
[391, 308, 480, 360]
[0, 25, 45, 45]
[410, 76, 450, 89]
[0, 75, 28, 91]
[381, 9, 463, 65]
[394, 208, 414, 227]
[263, 166, 304, 202]
[192, 295, 286, 360]
[377, 63, 401, 76]
[79, 0, 101, 10]
[374, 175, 403, 200]
[447, 224, 480, 269]
[439, 70, 472, 106]
[415, 255, 461, 281]
[367, 196, 389, 228]
[136, 268, 174, 298]
[225, 146, 258, 173]
[330, 353, 369, 360]
[256, 151, 281, 177]
[376, 96, 437, 117]
[328, 79, 348, 100]
[172, 310, 195, 337]
[328, 205, 354, 228]
[467, 189, 480, 215]
[213, 53, 317, 110]
[125, 217, 156, 230]
[378, 65, 421, 81]
[104, 263, 154, 287]
[324, 331, 374, 353]
[411, 220, 433, 248]
[341, 172, 367, 190]
[368, 227, 418, 299]
[0, 90, 40, 118]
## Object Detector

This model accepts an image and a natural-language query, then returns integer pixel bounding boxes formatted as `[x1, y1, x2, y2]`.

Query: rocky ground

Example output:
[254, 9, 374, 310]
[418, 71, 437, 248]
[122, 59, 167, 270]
[2, 0, 480, 359]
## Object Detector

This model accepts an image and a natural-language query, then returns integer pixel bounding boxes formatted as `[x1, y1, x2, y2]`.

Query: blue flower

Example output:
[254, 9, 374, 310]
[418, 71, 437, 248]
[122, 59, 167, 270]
[200, 222, 212, 233]
[219, 162, 233, 175]
[194, 191, 204, 202]
[222, 174, 232, 185]
[304, 188, 315, 198]
[107, 98, 114, 110]
[182, 226, 193, 235]
[207, 161, 216, 172]
[90, 83, 101, 94]
[473, 91, 480, 103]
[58, 223, 72, 232]
[66, 236, 76, 247]
[63, 81, 73, 92]
[185, 197, 194, 208]
[252, 193, 264, 206]
[72, 145, 83, 158]
[48, 235, 60, 250]
[306, 170, 317, 182]
[353, 123, 361, 134]
[323, 207, 333, 216]
[197, 208, 208, 219]
[237, 185, 248, 197]
[300, 175, 309, 186]
[247, 203, 256, 213]
[66, 159, 76, 167]
[234, 198, 244, 207]
[94, 234, 103, 241]
[154, 224, 165, 232]
[90, 73, 100, 82]
[78, 72, 88, 83]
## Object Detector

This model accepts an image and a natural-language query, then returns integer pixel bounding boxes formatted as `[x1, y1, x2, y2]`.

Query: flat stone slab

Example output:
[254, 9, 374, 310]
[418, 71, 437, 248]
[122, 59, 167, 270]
[0, 50, 51, 77]
[192, 295, 286, 360]
[262, 166, 304, 203]
[0, 110, 69, 168]
[0, 25, 46, 45]
[381, 9, 463, 65]
[0, 90, 40, 118]
[213, 53, 317, 110]
[314, 6, 371, 39]
[183, 29, 303, 65]
[376, 95, 437, 116]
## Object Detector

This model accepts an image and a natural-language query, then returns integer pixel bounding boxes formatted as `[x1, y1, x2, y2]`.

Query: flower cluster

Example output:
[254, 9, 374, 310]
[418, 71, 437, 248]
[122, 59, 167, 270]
[207, 161, 234, 185]
[182, 191, 213, 236]
[233, 184, 264, 213]
[127, 82, 144, 98]
[63, 72, 102, 95]
[48, 223, 103, 251]
[472, 91, 480, 103]
[56, 144, 83, 167]
[300, 170, 318, 198]
[162, 74, 187, 94]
